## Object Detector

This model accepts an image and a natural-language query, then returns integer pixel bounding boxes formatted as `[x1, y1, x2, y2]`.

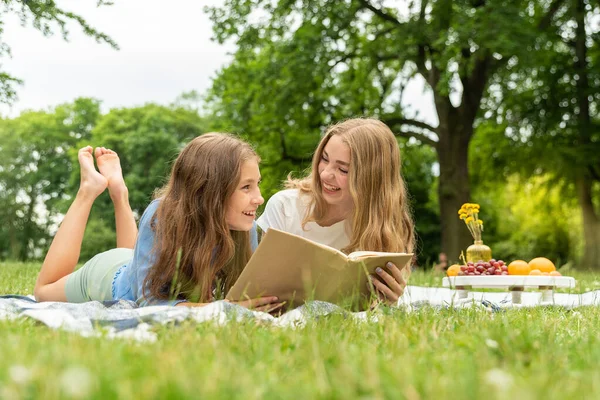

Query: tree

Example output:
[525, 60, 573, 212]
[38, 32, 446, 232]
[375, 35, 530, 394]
[476, 0, 600, 269]
[206, 0, 565, 260]
[0, 98, 101, 259]
[0, 101, 208, 261]
[470, 128, 583, 265]
[400, 140, 441, 265]
[0, 0, 118, 104]
[80, 104, 208, 223]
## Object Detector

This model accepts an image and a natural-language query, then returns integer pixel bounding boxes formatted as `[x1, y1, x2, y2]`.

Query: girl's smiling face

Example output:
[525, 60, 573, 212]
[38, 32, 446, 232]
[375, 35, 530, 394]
[225, 159, 264, 231]
[317, 135, 353, 213]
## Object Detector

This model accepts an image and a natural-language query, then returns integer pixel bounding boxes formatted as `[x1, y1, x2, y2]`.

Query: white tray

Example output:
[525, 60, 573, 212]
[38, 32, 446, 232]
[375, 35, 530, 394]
[442, 275, 576, 304]
[443, 275, 576, 289]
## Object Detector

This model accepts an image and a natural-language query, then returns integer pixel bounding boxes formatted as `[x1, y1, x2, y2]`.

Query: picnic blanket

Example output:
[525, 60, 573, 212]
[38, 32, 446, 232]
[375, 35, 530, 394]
[2, 286, 599, 342]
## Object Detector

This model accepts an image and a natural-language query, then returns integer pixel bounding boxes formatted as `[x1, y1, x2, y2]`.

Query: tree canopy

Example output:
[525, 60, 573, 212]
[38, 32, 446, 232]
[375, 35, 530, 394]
[0, 0, 117, 104]
[0, 98, 100, 259]
[472, 0, 600, 269]
[205, 0, 571, 260]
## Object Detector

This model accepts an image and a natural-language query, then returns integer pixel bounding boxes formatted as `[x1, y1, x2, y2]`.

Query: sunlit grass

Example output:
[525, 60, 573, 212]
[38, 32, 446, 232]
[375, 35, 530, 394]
[1, 262, 600, 399]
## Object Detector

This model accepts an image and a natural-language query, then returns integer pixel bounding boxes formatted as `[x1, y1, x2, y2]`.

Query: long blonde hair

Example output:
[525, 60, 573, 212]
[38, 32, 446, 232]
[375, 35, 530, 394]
[288, 118, 414, 254]
[144, 133, 259, 302]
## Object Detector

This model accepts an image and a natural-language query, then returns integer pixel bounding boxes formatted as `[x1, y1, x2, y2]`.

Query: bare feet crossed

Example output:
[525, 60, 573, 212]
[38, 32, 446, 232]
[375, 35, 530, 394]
[94, 147, 127, 200]
[78, 146, 108, 199]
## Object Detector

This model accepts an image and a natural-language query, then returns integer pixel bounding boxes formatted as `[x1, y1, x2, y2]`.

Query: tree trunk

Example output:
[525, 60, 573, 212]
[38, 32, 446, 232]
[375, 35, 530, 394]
[436, 115, 473, 262]
[8, 219, 20, 260]
[573, 0, 600, 270]
[420, 46, 491, 263]
[576, 175, 600, 270]
[19, 194, 36, 261]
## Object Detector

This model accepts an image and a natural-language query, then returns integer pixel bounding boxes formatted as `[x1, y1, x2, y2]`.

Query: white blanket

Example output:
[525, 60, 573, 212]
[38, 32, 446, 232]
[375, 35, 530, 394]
[1, 285, 597, 342]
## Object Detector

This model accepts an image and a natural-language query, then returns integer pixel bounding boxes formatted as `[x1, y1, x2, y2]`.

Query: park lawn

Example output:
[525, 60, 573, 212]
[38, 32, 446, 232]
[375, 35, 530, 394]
[1, 262, 600, 399]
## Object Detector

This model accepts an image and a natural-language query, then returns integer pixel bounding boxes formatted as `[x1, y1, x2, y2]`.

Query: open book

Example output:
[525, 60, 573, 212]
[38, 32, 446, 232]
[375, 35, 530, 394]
[226, 228, 413, 308]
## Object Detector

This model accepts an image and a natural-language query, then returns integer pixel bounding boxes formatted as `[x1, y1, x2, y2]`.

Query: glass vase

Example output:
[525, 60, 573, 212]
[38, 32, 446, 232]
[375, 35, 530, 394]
[466, 240, 492, 263]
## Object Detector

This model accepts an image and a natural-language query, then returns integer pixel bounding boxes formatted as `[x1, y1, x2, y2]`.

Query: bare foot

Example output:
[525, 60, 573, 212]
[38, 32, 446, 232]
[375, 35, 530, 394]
[78, 146, 108, 198]
[95, 147, 127, 200]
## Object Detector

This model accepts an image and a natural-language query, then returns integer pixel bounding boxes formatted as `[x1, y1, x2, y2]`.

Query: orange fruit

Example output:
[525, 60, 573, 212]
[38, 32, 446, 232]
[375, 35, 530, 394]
[507, 260, 530, 275]
[528, 257, 556, 273]
[550, 271, 562, 276]
[529, 269, 542, 275]
[447, 264, 462, 277]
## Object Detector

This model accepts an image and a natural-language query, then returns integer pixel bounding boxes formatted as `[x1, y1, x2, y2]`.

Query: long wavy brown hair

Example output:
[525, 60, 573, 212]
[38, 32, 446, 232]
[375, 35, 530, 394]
[288, 118, 415, 254]
[144, 133, 259, 303]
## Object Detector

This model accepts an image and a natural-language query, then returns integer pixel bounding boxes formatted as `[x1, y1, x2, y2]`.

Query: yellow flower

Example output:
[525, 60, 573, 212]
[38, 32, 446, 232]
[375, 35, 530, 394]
[458, 203, 483, 240]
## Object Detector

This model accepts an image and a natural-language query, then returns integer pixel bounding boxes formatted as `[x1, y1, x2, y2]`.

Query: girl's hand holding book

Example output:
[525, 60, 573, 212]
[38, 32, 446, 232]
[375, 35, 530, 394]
[369, 262, 409, 305]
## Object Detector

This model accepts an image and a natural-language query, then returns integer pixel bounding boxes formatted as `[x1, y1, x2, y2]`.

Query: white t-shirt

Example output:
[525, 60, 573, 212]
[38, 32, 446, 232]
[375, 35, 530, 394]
[256, 189, 351, 251]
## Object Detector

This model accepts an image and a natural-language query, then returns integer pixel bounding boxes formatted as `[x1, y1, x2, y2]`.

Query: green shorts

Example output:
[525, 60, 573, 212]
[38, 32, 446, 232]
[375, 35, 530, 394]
[65, 248, 134, 303]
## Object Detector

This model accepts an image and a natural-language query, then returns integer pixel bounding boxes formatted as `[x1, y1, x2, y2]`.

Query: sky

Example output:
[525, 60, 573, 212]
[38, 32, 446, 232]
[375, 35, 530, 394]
[0, 0, 438, 125]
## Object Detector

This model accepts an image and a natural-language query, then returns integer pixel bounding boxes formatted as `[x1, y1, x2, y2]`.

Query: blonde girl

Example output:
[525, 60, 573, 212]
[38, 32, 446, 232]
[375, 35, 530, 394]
[34, 133, 282, 312]
[257, 118, 414, 304]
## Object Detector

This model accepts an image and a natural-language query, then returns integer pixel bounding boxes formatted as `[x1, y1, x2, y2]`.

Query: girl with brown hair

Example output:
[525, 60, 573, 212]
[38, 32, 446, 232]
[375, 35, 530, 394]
[257, 118, 415, 305]
[34, 133, 282, 312]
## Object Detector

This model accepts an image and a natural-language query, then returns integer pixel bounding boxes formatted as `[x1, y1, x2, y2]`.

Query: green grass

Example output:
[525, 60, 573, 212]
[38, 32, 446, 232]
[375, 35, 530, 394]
[2, 262, 600, 399]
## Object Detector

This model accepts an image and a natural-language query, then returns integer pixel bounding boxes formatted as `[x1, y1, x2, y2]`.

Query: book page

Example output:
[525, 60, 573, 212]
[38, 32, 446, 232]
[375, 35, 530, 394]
[345, 254, 413, 297]
[347, 254, 413, 272]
